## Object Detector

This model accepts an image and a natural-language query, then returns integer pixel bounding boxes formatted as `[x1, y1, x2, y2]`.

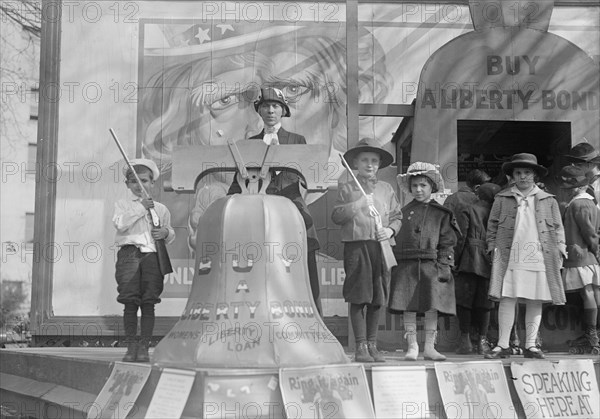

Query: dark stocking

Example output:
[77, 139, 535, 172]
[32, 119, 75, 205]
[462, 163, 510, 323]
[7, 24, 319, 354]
[366, 305, 382, 342]
[456, 305, 471, 334]
[350, 304, 367, 344]
[123, 303, 138, 339]
[140, 303, 155, 339]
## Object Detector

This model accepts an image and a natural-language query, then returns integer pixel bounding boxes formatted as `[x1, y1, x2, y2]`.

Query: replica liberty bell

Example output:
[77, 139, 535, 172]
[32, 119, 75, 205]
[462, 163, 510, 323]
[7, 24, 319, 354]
[152, 141, 349, 368]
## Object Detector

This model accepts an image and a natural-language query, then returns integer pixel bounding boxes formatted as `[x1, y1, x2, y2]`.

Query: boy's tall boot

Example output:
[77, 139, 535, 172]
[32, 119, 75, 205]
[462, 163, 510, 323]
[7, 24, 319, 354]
[122, 303, 138, 362]
[136, 338, 150, 362]
[123, 338, 138, 362]
[138, 303, 155, 363]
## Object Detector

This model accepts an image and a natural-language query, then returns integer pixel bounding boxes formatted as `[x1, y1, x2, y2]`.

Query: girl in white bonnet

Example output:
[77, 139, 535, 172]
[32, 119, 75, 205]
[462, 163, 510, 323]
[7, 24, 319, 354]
[389, 162, 460, 361]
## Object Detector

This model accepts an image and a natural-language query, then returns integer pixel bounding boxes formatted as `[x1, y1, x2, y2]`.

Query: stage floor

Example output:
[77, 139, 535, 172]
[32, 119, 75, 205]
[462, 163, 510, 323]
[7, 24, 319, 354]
[2, 345, 597, 364]
[1, 347, 599, 418]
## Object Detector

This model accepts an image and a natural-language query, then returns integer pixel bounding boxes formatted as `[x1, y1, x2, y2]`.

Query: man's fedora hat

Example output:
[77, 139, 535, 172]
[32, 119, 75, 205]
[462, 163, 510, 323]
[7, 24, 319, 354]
[502, 153, 548, 177]
[343, 137, 394, 169]
[254, 87, 291, 117]
[558, 166, 590, 189]
[565, 141, 600, 164]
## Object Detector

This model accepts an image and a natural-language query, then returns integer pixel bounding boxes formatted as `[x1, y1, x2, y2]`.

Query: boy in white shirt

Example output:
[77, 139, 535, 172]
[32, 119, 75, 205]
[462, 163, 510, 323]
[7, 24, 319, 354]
[113, 159, 175, 362]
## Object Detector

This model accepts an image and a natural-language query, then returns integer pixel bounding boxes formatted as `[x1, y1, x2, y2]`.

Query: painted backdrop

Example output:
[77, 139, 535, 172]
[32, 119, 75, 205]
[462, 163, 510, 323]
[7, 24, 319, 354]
[49, 1, 598, 318]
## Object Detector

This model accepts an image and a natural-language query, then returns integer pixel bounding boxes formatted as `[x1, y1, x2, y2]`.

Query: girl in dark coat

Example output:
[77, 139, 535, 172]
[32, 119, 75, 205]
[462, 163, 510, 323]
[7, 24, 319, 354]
[389, 162, 459, 361]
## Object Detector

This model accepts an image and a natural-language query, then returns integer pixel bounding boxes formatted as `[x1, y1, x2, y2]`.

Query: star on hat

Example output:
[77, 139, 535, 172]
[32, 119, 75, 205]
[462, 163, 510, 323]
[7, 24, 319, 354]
[144, 22, 302, 57]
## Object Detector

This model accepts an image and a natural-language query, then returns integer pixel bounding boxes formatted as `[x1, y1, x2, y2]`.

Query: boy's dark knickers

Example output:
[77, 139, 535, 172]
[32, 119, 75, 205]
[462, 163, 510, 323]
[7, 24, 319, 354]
[115, 245, 163, 305]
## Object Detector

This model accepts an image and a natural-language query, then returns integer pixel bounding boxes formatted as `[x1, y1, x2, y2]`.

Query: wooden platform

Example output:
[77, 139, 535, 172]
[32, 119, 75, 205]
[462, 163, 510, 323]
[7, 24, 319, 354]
[1, 347, 598, 418]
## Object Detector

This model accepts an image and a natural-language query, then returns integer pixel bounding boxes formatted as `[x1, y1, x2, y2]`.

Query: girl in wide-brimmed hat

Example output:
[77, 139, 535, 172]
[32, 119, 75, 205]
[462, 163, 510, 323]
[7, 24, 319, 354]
[565, 141, 600, 208]
[485, 153, 567, 360]
[559, 165, 600, 355]
[332, 138, 402, 363]
[389, 162, 460, 361]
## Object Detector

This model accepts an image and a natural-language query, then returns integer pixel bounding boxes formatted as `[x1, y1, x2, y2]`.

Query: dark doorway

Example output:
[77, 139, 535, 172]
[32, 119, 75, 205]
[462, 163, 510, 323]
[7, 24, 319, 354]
[457, 120, 571, 184]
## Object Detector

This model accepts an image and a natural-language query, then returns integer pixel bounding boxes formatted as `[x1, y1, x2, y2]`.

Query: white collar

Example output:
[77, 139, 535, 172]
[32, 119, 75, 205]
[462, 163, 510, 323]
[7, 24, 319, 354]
[567, 191, 594, 207]
[264, 123, 281, 134]
[511, 184, 539, 198]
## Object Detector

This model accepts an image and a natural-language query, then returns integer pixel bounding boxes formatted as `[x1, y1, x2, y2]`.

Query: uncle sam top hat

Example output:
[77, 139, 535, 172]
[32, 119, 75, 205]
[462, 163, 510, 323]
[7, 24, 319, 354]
[144, 22, 305, 59]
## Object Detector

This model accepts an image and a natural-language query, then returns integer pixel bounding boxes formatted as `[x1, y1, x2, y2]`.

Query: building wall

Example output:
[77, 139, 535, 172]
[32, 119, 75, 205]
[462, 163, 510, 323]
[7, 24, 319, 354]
[0, 15, 40, 316]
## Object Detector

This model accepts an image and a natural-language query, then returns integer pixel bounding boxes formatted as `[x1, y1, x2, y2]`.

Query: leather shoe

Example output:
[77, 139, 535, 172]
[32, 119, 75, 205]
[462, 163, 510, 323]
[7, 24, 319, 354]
[367, 342, 386, 362]
[524, 347, 545, 359]
[122, 340, 138, 362]
[478, 337, 492, 355]
[484, 346, 511, 359]
[355, 342, 375, 363]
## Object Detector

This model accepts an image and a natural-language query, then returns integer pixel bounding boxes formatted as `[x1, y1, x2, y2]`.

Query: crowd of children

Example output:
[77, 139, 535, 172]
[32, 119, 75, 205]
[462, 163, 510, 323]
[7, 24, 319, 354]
[334, 140, 600, 362]
[113, 134, 600, 363]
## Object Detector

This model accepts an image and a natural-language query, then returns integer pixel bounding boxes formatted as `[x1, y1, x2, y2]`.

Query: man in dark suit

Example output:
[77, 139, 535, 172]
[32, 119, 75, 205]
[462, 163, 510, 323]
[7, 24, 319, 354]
[247, 87, 307, 198]
[229, 87, 323, 316]
[249, 87, 305, 145]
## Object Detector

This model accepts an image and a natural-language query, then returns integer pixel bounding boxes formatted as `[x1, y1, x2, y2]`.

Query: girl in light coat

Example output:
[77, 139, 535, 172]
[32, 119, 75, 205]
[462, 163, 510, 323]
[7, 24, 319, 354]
[485, 153, 566, 359]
